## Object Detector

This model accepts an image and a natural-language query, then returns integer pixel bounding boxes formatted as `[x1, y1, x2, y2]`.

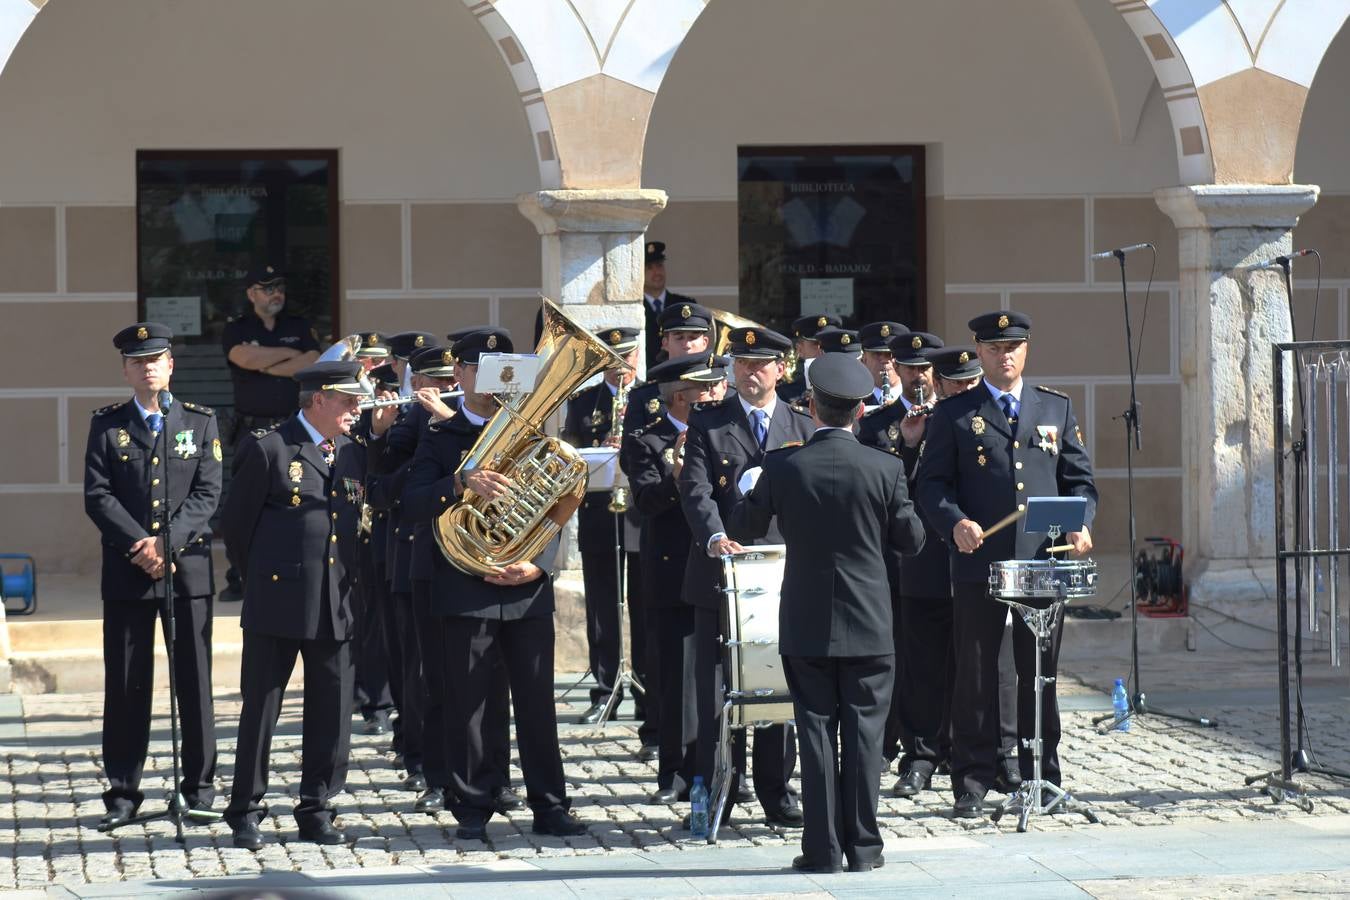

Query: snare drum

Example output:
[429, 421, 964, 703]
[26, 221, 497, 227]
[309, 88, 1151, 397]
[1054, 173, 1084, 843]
[989, 558, 1098, 601]
[720, 546, 795, 727]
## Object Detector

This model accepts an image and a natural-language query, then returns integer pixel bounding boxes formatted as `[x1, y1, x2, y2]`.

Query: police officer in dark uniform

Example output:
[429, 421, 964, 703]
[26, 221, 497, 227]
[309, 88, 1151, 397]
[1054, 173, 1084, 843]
[221, 360, 370, 849]
[730, 353, 925, 874]
[402, 328, 587, 841]
[679, 325, 812, 828]
[915, 312, 1096, 819]
[623, 302, 715, 435]
[219, 264, 321, 601]
[642, 241, 700, 368]
[619, 352, 729, 803]
[84, 322, 222, 827]
[562, 327, 646, 728]
[859, 321, 907, 406]
[776, 313, 841, 408]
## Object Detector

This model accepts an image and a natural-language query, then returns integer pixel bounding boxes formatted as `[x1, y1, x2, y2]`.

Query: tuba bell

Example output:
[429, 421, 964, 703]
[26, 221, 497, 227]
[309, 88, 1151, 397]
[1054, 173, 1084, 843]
[434, 299, 629, 577]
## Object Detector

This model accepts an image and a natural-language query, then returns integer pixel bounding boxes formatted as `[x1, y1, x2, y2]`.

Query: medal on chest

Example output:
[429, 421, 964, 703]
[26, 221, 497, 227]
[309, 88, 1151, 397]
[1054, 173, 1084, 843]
[971, 415, 986, 436]
[116, 428, 131, 448]
[173, 429, 197, 457]
[1036, 425, 1060, 455]
[288, 461, 304, 483]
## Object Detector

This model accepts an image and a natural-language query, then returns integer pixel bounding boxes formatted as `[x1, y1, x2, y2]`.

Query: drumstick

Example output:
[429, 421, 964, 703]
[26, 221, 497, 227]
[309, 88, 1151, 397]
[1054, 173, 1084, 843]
[981, 508, 1025, 541]
[1046, 543, 1075, 554]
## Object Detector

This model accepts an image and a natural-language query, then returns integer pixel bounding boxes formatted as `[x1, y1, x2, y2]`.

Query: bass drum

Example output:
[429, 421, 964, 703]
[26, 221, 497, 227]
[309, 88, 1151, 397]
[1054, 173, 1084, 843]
[720, 546, 795, 727]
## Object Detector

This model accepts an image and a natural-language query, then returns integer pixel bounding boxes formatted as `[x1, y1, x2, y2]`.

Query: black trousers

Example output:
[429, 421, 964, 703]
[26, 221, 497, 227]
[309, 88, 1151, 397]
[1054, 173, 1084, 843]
[388, 589, 424, 774]
[439, 614, 567, 825]
[101, 594, 216, 812]
[579, 541, 628, 705]
[783, 654, 892, 870]
[693, 605, 797, 813]
[881, 589, 907, 763]
[896, 595, 954, 778]
[352, 557, 394, 722]
[652, 604, 697, 793]
[950, 581, 1064, 798]
[626, 550, 657, 743]
[225, 631, 353, 829]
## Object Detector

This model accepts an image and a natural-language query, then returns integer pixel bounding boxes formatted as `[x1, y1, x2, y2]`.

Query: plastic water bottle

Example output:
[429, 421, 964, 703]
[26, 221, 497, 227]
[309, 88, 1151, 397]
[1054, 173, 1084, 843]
[689, 776, 709, 838]
[1112, 678, 1130, 732]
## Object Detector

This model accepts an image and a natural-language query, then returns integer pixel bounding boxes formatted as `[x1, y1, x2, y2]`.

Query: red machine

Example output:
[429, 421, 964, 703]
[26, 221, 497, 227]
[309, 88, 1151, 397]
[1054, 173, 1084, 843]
[1134, 537, 1187, 617]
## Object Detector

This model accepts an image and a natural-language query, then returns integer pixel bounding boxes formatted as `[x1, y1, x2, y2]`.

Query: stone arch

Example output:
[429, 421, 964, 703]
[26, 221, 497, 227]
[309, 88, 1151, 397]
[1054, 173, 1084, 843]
[0, 0, 40, 81]
[1112, 0, 1350, 185]
[465, 0, 712, 189]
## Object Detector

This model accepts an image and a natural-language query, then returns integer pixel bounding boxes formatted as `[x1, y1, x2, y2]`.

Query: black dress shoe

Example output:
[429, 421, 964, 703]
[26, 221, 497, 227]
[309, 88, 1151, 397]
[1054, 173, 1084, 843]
[492, 785, 525, 813]
[218, 584, 244, 603]
[532, 807, 587, 836]
[791, 855, 842, 874]
[232, 821, 264, 851]
[764, 803, 804, 827]
[298, 819, 345, 846]
[363, 715, 389, 736]
[98, 805, 136, 829]
[637, 743, 659, 762]
[414, 787, 445, 814]
[403, 772, 428, 793]
[575, 702, 613, 725]
[734, 785, 755, 805]
[893, 769, 931, 798]
[456, 821, 488, 841]
[953, 792, 987, 819]
[993, 758, 1023, 793]
[651, 787, 679, 804]
[848, 854, 884, 873]
[392, 753, 405, 770]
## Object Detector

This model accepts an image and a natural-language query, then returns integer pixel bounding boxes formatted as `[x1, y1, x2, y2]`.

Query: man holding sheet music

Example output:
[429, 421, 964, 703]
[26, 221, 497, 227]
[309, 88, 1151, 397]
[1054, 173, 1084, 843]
[914, 311, 1097, 820]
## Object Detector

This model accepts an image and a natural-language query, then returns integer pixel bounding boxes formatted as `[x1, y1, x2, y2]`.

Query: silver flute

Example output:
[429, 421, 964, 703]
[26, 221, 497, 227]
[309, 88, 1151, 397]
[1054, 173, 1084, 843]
[357, 389, 463, 410]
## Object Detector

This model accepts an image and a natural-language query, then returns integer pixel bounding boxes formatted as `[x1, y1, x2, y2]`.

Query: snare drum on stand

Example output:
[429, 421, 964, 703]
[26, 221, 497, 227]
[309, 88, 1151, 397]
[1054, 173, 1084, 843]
[988, 556, 1101, 832]
[708, 546, 795, 843]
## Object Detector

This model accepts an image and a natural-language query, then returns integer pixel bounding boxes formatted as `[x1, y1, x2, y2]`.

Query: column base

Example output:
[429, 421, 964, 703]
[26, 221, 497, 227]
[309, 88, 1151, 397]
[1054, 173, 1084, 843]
[1187, 559, 1281, 650]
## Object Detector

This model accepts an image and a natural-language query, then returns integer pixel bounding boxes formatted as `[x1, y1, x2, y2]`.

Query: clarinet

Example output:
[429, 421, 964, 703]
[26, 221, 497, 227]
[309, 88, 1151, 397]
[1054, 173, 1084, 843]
[607, 381, 631, 513]
[904, 382, 936, 418]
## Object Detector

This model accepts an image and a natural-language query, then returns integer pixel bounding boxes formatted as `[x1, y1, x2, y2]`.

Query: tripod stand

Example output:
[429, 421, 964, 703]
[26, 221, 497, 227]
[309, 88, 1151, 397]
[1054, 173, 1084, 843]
[100, 396, 221, 842]
[1090, 247, 1217, 733]
[595, 506, 645, 730]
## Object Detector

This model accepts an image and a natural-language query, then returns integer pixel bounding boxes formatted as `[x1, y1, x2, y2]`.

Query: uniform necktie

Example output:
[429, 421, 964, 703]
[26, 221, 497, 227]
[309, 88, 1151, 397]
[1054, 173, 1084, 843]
[1000, 393, 1018, 424]
[319, 439, 335, 467]
[146, 413, 163, 435]
[750, 408, 768, 449]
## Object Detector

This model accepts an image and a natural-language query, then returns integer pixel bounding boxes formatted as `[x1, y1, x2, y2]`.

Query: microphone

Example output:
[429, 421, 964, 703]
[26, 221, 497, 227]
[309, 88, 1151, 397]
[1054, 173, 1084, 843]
[157, 389, 174, 413]
[1250, 248, 1314, 270]
[1090, 242, 1154, 261]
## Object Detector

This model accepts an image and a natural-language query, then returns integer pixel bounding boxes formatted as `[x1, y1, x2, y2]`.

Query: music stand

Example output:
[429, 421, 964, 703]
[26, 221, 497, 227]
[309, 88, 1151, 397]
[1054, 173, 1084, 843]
[990, 497, 1098, 831]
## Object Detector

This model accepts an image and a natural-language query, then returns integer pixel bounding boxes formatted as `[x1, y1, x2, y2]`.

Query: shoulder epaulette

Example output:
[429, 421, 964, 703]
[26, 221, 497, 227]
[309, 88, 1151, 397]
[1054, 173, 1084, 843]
[767, 440, 804, 453]
[226, 314, 239, 323]
[349, 433, 367, 446]
[690, 398, 730, 413]
[91, 400, 128, 417]
[181, 401, 215, 415]
[1035, 385, 1068, 398]
[861, 403, 894, 419]
[251, 424, 279, 439]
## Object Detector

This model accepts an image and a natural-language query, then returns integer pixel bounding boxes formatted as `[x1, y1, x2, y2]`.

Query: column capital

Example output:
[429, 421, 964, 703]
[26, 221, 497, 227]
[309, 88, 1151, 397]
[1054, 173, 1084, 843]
[516, 189, 669, 236]
[1154, 184, 1319, 230]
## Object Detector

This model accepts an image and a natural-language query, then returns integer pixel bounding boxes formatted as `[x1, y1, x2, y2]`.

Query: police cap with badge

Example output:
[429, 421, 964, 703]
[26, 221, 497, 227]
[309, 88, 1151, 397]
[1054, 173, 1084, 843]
[452, 327, 513, 364]
[658, 302, 713, 334]
[114, 322, 173, 357]
[645, 241, 667, 264]
[928, 346, 983, 381]
[245, 264, 285, 288]
[790, 314, 841, 343]
[808, 353, 876, 404]
[816, 327, 862, 357]
[891, 331, 943, 366]
[725, 326, 792, 359]
[354, 331, 391, 360]
[859, 321, 907, 353]
[293, 360, 370, 396]
[368, 363, 401, 391]
[597, 326, 641, 353]
[970, 310, 1032, 342]
[387, 331, 436, 360]
[648, 352, 730, 385]
[411, 344, 455, 377]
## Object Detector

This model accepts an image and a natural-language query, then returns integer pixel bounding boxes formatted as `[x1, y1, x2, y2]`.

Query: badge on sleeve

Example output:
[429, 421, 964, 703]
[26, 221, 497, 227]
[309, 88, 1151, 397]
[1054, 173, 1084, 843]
[1075, 425, 1085, 445]
[1036, 425, 1060, 455]
[212, 438, 222, 461]
[971, 416, 986, 436]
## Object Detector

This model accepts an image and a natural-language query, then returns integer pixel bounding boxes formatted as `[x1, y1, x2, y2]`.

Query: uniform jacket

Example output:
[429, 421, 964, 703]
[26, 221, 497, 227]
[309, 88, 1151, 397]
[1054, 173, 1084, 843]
[677, 396, 814, 610]
[367, 404, 431, 593]
[401, 411, 560, 620]
[622, 380, 665, 436]
[221, 310, 320, 418]
[561, 382, 638, 553]
[221, 415, 366, 639]
[914, 382, 1096, 584]
[619, 416, 692, 610]
[858, 400, 951, 599]
[729, 428, 926, 657]
[84, 398, 221, 601]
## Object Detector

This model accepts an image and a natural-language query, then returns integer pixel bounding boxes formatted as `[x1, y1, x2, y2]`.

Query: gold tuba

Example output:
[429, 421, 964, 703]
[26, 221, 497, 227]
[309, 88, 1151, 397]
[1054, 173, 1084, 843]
[434, 299, 629, 577]
[706, 307, 761, 357]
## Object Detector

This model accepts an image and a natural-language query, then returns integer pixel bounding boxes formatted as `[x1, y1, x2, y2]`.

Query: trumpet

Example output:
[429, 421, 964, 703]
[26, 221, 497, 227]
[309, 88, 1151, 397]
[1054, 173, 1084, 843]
[357, 389, 463, 411]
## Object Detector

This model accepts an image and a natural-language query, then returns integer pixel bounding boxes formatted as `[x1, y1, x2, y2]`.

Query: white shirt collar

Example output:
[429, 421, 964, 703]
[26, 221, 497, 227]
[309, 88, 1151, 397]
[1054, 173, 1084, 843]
[296, 410, 327, 445]
[813, 425, 851, 434]
[643, 289, 668, 307]
[132, 396, 160, 423]
[984, 378, 1024, 403]
[461, 404, 489, 427]
[666, 412, 688, 434]
[738, 392, 778, 423]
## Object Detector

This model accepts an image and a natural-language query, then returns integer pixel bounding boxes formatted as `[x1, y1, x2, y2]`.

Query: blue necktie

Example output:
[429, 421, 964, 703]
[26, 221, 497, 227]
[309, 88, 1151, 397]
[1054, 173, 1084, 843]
[751, 408, 768, 449]
[1000, 393, 1017, 423]
[147, 413, 163, 435]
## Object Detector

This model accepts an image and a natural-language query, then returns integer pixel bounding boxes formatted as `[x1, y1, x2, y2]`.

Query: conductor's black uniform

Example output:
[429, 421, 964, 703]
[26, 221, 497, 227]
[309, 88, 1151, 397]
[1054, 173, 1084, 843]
[731, 422, 925, 870]
[85, 390, 221, 818]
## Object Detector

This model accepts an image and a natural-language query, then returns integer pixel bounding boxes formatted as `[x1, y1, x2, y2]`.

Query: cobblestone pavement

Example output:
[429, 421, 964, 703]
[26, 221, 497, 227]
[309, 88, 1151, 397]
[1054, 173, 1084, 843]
[3, 662, 1350, 892]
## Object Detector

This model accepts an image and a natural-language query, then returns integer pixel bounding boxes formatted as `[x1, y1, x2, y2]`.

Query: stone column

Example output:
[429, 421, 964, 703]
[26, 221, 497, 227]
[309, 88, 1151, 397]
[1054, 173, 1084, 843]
[516, 189, 668, 672]
[1154, 184, 1319, 644]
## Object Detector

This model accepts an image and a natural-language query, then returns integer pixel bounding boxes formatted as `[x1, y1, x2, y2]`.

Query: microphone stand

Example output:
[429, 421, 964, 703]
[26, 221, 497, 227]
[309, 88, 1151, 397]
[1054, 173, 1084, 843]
[1091, 248, 1217, 733]
[101, 397, 221, 841]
